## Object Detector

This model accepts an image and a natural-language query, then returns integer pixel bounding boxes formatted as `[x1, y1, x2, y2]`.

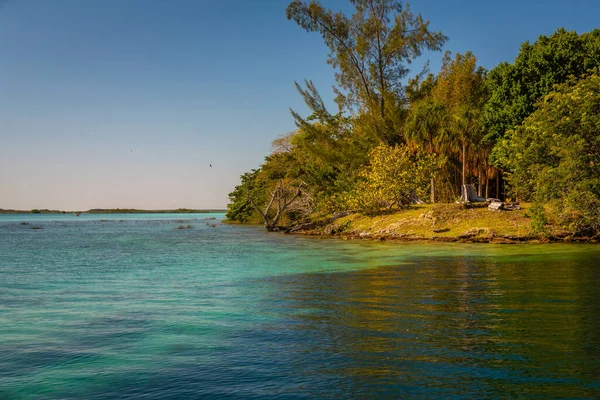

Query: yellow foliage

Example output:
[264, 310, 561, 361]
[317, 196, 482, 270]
[349, 145, 443, 213]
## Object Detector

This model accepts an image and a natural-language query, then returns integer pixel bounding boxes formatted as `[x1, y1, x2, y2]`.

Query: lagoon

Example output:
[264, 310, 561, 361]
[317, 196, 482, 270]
[1, 214, 599, 398]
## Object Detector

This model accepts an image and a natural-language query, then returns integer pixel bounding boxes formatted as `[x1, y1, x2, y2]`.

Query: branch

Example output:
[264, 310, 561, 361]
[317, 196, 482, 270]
[305, 8, 373, 100]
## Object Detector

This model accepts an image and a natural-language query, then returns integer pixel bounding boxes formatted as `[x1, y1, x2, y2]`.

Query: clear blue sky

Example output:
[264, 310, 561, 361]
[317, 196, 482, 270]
[1, 0, 598, 210]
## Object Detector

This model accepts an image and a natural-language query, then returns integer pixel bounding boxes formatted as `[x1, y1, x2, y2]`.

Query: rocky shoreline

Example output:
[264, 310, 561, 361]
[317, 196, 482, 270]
[290, 229, 599, 244]
[282, 204, 600, 244]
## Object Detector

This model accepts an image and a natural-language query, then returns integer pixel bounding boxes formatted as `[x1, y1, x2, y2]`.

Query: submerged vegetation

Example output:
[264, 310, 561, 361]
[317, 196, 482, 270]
[226, 0, 600, 239]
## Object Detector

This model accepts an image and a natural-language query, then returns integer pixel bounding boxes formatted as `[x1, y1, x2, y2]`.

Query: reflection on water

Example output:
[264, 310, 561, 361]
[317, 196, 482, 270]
[0, 216, 599, 398]
[262, 255, 600, 398]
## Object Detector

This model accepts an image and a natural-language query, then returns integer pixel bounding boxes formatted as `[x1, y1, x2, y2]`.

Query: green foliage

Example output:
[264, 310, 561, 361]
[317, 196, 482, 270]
[30, 209, 41, 214]
[432, 51, 488, 184]
[484, 28, 600, 150]
[404, 52, 490, 200]
[286, 0, 446, 144]
[500, 73, 600, 235]
[228, 5, 598, 238]
[286, 81, 377, 213]
[528, 203, 549, 237]
[225, 169, 265, 223]
[350, 145, 443, 213]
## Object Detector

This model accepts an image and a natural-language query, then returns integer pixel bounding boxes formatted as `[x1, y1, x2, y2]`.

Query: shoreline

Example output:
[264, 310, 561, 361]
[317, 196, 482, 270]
[0, 208, 226, 215]
[289, 230, 599, 244]
[257, 203, 600, 244]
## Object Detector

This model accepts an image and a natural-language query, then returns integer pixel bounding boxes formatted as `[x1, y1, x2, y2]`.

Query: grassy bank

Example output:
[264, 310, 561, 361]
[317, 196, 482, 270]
[0, 208, 225, 214]
[297, 203, 598, 243]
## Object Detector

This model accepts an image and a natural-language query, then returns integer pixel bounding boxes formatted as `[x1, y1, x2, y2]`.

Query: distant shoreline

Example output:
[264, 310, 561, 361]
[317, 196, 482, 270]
[0, 208, 226, 215]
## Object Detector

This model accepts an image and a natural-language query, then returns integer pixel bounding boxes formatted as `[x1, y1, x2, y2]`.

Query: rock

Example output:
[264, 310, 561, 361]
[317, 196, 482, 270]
[488, 201, 504, 211]
[502, 234, 530, 241]
[433, 236, 458, 242]
[330, 211, 354, 220]
[491, 237, 517, 244]
[323, 223, 341, 235]
[286, 222, 317, 233]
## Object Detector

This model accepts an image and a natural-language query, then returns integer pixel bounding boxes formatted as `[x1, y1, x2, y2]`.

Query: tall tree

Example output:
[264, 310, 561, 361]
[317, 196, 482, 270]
[431, 51, 487, 199]
[286, 0, 446, 144]
[498, 74, 600, 235]
[404, 75, 449, 203]
[483, 28, 600, 153]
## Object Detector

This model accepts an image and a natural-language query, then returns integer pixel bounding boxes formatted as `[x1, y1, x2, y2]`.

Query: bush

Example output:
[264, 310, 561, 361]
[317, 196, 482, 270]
[349, 145, 442, 213]
[528, 202, 549, 237]
[500, 73, 600, 235]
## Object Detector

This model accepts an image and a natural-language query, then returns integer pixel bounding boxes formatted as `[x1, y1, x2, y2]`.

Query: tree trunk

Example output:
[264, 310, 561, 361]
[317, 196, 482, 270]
[461, 141, 467, 186]
[247, 180, 303, 231]
[477, 167, 482, 197]
[496, 173, 500, 199]
[485, 174, 490, 199]
[430, 177, 436, 204]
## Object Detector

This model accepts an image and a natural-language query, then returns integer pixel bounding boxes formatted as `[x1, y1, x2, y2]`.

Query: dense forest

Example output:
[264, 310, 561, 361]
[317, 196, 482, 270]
[227, 0, 600, 237]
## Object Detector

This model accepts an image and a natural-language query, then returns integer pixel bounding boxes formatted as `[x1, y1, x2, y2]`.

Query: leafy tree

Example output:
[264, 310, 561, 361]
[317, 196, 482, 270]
[288, 80, 375, 211]
[286, 0, 446, 144]
[225, 169, 266, 223]
[499, 73, 600, 235]
[484, 28, 600, 151]
[404, 96, 449, 202]
[431, 51, 488, 199]
[350, 145, 442, 212]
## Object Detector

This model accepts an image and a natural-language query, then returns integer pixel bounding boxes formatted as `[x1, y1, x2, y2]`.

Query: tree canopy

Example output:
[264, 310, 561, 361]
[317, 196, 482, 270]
[483, 28, 600, 148]
[226, 2, 600, 238]
[286, 0, 446, 144]
[498, 73, 600, 235]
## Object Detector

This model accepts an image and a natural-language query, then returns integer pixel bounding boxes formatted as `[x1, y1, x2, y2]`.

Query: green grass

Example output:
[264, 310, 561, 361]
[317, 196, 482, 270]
[329, 203, 535, 240]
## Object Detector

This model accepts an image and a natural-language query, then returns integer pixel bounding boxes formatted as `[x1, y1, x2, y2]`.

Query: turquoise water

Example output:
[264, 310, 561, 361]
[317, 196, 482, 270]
[1, 214, 599, 399]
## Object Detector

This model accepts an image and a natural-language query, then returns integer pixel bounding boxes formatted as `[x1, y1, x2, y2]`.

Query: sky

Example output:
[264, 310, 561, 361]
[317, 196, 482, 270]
[1, 0, 599, 211]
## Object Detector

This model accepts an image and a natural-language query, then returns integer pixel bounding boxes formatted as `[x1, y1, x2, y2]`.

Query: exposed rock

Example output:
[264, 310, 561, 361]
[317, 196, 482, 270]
[433, 236, 458, 242]
[502, 234, 530, 241]
[330, 210, 354, 220]
[491, 237, 517, 244]
[488, 201, 504, 211]
[285, 222, 317, 233]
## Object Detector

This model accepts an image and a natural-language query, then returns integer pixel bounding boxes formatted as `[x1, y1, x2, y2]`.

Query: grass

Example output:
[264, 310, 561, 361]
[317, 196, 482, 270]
[328, 203, 535, 240]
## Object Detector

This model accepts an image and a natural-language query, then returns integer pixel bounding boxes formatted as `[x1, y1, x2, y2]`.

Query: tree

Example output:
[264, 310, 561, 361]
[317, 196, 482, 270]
[431, 51, 487, 200]
[404, 97, 448, 202]
[483, 28, 600, 152]
[288, 80, 375, 211]
[499, 73, 600, 235]
[226, 169, 266, 224]
[286, 0, 446, 144]
[246, 179, 305, 231]
[350, 144, 441, 212]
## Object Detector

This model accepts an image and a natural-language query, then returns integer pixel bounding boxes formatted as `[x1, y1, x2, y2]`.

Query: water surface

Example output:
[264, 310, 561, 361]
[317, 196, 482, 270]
[1, 214, 599, 398]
